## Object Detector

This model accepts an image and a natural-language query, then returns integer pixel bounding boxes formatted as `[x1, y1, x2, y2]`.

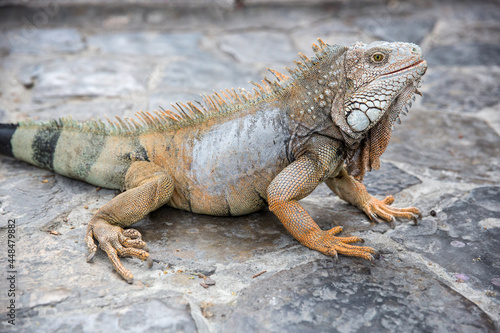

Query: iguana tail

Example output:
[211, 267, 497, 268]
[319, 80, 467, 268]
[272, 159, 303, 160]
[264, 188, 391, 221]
[1, 122, 64, 172]
[0, 121, 132, 189]
[0, 123, 17, 158]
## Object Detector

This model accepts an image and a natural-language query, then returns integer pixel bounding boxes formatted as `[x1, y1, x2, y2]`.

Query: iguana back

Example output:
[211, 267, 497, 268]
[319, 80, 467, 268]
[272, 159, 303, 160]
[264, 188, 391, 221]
[139, 100, 291, 216]
[5, 89, 292, 216]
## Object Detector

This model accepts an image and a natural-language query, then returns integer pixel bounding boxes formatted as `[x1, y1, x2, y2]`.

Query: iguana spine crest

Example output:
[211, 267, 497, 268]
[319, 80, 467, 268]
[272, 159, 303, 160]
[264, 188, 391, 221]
[17, 39, 339, 136]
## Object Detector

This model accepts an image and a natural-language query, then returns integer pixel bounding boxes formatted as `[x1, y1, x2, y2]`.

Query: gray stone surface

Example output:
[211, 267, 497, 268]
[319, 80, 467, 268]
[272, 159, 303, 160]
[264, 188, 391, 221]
[356, 16, 436, 44]
[422, 67, 500, 113]
[1, 0, 234, 6]
[292, 20, 370, 53]
[157, 56, 258, 92]
[1, 28, 85, 55]
[390, 186, 500, 297]
[427, 43, 500, 66]
[382, 109, 500, 183]
[213, 261, 496, 333]
[0, 0, 499, 332]
[88, 32, 206, 57]
[19, 57, 154, 103]
[218, 32, 297, 63]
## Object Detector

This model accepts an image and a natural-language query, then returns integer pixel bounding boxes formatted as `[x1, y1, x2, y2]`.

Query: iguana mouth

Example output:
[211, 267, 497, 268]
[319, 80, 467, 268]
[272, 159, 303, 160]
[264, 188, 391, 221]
[384, 59, 427, 76]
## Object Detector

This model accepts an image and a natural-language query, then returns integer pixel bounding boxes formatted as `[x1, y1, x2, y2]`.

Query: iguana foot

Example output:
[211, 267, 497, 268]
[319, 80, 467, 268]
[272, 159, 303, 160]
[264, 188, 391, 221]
[304, 226, 377, 262]
[86, 218, 153, 283]
[362, 195, 421, 228]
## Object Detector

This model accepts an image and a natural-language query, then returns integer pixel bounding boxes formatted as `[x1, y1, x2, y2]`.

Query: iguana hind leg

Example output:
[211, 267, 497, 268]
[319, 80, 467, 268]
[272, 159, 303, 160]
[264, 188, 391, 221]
[86, 161, 174, 283]
[326, 167, 421, 228]
[267, 156, 376, 261]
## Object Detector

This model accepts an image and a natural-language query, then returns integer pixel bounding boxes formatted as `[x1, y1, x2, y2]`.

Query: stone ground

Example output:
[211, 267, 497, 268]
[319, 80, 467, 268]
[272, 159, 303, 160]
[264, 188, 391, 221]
[0, 0, 499, 332]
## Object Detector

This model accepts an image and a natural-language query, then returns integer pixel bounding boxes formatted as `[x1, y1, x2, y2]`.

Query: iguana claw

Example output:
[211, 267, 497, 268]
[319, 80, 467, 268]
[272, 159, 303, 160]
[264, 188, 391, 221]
[363, 195, 420, 227]
[86, 218, 151, 283]
[333, 253, 339, 263]
[304, 227, 376, 261]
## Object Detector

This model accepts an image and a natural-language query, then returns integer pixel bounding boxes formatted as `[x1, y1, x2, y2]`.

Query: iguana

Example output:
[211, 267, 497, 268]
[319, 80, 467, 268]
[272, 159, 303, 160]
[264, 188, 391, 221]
[0, 40, 427, 283]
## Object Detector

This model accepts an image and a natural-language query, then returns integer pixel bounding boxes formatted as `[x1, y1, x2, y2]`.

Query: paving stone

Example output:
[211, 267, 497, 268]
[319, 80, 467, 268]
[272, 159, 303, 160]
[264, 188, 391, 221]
[212, 259, 497, 333]
[477, 105, 500, 139]
[426, 43, 500, 66]
[428, 20, 500, 46]
[13, 295, 197, 332]
[148, 91, 204, 112]
[0, 38, 10, 57]
[149, 57, 261, 110]
[0, 108, 7, 122]
[390, 186, 500, 301]
[17, 57, 154, 103]
[218, 32, 297, 64]
[19, 99, 145, 122]
[143, 206, 292, 274]
[0, 158, 104, 228]
[1, 0, 231, 5]
[1, 28, 85, 55]
[334, 0, 423, 20]
[292, 20, 371, 52]
[210, 5, 330, 31]
[382, 109, 500, 183]
[422, 67, 500, 113]
[356, 16, 436, 44]
[444, 1, 500, 23]
[155, 56, 259, 99]
[362, 162, 421, 197]
[88, 32, 206, 57]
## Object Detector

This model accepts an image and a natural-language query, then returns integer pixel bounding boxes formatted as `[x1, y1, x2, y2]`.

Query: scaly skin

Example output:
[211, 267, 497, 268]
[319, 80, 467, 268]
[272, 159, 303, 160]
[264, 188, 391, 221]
[0, 40, 427, 282]
[326, 168, 421, 228]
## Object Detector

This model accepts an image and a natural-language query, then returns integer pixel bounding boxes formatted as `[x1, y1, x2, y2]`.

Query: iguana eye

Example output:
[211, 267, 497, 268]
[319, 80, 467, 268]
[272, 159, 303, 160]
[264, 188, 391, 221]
[372, 52, 385, 62]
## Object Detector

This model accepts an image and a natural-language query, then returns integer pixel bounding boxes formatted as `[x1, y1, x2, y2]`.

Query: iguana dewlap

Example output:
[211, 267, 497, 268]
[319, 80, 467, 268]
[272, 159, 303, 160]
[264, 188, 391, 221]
[0, 40, 427, 283]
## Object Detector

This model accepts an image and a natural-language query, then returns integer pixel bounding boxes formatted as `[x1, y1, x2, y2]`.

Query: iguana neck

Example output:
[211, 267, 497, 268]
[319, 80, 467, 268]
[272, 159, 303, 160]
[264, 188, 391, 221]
[276, 45, 349, 158]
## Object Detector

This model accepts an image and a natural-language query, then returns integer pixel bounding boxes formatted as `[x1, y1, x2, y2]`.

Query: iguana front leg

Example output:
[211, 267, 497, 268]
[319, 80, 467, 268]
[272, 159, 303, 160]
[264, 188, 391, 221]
[86, 161, 174, 283]
[326, 167, 421, 227]
[267, 155, 376, 261]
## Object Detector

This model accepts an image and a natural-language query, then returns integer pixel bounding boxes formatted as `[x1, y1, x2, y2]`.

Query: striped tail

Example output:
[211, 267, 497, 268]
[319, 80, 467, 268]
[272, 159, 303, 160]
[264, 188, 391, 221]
[0, 121, 138, 190]
[0, 123, 18, 158]
[0, 122, 63, 171]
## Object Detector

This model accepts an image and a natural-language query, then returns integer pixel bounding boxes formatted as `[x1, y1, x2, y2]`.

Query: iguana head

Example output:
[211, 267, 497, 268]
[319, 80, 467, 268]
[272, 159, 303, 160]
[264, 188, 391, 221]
[328, 41, 427, 180]
[333, 41, 427, 139]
